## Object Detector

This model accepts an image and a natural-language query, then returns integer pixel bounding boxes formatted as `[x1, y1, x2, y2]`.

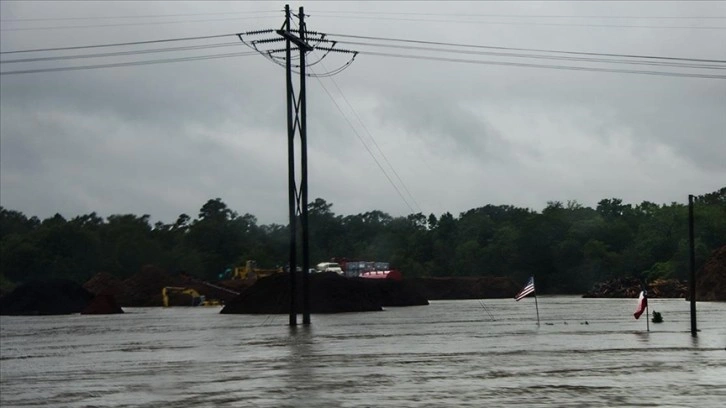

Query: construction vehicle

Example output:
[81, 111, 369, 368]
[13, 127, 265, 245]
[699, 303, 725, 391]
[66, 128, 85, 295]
[161, 286, 220, 307]
[231, 260, 283, 282]
[331, 258, 403, 280]
[315, 262, 344, 275]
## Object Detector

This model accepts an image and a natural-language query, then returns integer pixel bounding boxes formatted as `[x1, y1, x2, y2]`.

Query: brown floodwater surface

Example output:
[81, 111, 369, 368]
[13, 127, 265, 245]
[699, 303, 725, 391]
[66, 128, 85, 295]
[1, 297, 724, 407]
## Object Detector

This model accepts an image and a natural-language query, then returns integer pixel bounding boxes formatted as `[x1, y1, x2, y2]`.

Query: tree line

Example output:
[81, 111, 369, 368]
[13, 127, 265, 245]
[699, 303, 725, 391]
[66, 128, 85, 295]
[1, 187, 724, 294]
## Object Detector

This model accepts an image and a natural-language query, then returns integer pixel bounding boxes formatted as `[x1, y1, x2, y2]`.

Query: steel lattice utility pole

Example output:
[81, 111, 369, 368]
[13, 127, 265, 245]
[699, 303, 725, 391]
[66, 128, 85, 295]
[280, 5, 313, 326]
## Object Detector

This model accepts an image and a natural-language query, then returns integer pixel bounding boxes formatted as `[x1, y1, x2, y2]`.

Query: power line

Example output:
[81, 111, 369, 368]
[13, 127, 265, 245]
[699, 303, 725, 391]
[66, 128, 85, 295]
[336, 40, 725, 70]
[316, 59, 423, 214]
[311, 14, 726, 30]
[355, 50, 726, 79]
[312, 10, 726, 20]
[0, 16, 281, 32]
[1, 42, 243, 64]
[4, 9, 723, 23]
[2, 29, 722, 79]
[0, 10, 279, 22]
[311, 68, 417, 215]
[5, 29, 720, 65]
[0, 51, 259, 75]
[0, 33, 241, 54]
[318, 32, 726, 64]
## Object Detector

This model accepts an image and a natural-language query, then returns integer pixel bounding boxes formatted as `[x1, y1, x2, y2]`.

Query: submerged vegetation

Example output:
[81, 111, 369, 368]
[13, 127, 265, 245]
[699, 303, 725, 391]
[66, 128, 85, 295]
[0, 187, 724, 294]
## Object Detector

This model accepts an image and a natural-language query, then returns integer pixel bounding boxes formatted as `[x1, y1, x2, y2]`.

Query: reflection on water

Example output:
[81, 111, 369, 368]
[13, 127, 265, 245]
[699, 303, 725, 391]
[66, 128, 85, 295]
[633, 330, 651, 345]
[1, 297, 725, 407]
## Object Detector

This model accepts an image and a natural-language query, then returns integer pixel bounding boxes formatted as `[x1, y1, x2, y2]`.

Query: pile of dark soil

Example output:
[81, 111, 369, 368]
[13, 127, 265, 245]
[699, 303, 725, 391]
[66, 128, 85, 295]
[649, 279, 688, 298]
[696, 245, 726, 301]
[81, 292, 124, 314]
[221, 272, 428, 314]
[84, 267, 242, 307]
[583, 277, 642, 298]
[409, 276, 519, 300]
[119, 265, 178, 306]
[83, 272, 125, 298]
[583, 277, 687, 298]
[216, 279, 253, 294]
[0, 279, 94, 315]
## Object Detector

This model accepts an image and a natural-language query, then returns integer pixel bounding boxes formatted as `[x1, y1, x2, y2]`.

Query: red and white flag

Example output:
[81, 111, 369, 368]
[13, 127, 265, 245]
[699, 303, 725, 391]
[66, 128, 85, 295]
[633, 290, 648, 319]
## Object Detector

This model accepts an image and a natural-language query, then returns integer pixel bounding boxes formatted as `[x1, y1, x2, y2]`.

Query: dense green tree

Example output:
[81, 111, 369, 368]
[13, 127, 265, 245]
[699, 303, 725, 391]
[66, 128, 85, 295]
[0, 188, 724, 292]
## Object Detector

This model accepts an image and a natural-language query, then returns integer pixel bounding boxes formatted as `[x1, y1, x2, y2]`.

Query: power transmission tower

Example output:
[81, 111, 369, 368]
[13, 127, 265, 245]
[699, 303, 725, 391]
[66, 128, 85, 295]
[238, 5, 357, 326]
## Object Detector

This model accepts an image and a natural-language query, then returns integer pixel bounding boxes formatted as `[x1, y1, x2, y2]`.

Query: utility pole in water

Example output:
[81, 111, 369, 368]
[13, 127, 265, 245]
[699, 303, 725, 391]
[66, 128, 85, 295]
[237, 5, 358, 326]
[688, 194, 697, 336]
[280, 5, 313, 326]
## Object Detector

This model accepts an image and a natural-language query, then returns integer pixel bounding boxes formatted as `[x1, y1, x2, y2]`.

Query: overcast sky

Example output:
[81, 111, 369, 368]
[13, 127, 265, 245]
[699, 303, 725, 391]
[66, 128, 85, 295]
[1, 1, 724, 225]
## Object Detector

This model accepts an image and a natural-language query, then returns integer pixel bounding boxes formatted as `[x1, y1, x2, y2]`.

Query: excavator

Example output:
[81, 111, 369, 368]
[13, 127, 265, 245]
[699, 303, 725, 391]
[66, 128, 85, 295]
[161, 286, 221, 307]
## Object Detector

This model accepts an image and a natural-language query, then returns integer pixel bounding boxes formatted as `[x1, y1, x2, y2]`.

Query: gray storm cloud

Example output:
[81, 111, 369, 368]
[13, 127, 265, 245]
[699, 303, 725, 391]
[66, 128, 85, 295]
[1, 1, 724, 224]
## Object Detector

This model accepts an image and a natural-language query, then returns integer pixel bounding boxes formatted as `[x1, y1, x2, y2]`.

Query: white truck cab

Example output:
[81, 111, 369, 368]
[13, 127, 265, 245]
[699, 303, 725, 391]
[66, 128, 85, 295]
[315, 262, 344, 275]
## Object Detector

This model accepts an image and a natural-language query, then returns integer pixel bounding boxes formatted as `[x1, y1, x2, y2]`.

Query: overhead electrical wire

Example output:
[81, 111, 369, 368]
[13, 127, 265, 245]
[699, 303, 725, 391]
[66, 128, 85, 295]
[0, 33, 247, 54]
[2, 29, 723, 79]
[335, 40, 725, 70]
[4, 30, 721, 64]
[5, 9, 723, 22]
[353, 50, 726, 79]
[311, 10, 726, 20]
[311, 67, 417, 215]
[316, 59, 423, 214]
[310, 14, 726, 30]
[0, 16, 281, 32]
[0, 10, 279, 22]
[0, 42, 243, 64]
[0, 50, 258, 75]
[316, 32, 726, 64]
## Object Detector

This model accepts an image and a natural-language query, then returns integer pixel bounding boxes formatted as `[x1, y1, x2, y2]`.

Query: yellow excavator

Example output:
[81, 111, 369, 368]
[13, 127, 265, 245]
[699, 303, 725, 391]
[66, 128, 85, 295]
[232, 260, 283, 281]
[161, 286, 220, 307]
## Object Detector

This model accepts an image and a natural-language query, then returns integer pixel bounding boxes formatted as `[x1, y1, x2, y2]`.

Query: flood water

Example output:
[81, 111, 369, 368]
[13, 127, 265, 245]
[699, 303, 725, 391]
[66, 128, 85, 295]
[1, 297, 725, 407]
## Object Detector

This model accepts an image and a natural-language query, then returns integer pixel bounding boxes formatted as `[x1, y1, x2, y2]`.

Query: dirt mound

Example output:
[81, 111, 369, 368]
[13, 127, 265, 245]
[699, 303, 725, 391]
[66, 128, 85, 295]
[649, 279, 688, 298]
[83, 272, 124, 297]
[583, 277, 687, 298]
[0, 279, 94, 315]
[119, 265, 178, 306]
[83, 267, 243, 307]
[696, 245, 726, 301]
[409, 276, 519, 300]
[221, 272, 428, 314]
[82, 292, 124, 314]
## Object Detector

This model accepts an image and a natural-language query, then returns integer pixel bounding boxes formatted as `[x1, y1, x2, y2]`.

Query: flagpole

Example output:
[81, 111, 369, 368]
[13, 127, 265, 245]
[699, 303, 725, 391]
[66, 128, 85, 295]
[534, 292, 541, 327]
[646, 299, 650, 332]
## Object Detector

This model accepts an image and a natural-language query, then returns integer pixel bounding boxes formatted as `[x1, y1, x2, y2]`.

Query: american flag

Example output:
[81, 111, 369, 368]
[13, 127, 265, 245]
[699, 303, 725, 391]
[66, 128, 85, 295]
[515, 276, 536, 301]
